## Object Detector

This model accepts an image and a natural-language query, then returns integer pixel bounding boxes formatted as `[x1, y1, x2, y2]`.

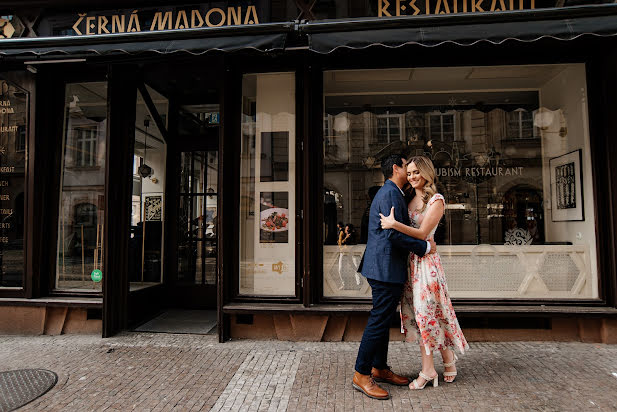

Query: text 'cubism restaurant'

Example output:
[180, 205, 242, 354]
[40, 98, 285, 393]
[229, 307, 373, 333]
[1, 0, 617, 343]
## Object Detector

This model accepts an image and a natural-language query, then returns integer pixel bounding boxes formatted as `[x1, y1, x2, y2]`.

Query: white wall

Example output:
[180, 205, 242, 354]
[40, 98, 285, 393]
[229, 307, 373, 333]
[141, 148, 166, 196]
[540, 64, 598, 298]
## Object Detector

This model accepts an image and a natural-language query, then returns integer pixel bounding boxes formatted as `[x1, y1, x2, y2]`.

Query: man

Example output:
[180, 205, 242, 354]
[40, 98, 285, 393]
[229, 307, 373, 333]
[353, 154, 435, 400]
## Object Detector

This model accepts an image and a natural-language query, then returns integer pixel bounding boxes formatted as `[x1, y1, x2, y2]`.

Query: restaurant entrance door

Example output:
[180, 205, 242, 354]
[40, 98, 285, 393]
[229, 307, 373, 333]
[126, 61, 223, 331]
[172, 123, 219, 310]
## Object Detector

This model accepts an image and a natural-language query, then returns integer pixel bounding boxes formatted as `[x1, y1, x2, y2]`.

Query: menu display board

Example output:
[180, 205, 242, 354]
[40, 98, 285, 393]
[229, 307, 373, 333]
[0, 77, 27, 288]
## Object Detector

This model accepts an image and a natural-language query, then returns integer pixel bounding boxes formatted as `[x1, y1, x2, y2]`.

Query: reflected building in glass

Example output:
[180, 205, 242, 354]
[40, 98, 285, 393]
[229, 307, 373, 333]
[323, 65, 596, 300]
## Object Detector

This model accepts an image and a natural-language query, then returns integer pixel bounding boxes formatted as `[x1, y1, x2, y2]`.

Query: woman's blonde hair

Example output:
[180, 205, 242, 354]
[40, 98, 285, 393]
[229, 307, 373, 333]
[407, 155, 437, 212]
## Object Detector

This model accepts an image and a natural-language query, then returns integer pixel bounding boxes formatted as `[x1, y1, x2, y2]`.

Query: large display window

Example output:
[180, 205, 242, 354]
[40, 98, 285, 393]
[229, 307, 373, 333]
[0, 76, 27, 289]
[56, 82, 107, 291]
[239, 73, 296, 296]
[323, 65, 598, 300]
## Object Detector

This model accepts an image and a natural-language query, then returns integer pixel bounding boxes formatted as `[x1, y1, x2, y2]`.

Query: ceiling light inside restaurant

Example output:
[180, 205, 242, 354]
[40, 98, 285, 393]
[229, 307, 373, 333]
[139, 116, 154, 178]
[138, 163, 153, 178]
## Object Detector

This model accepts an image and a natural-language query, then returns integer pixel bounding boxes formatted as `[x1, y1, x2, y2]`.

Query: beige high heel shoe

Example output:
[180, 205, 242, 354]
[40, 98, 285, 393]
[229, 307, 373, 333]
[409, 372, 438, 390]
[443, 352, 458, 383]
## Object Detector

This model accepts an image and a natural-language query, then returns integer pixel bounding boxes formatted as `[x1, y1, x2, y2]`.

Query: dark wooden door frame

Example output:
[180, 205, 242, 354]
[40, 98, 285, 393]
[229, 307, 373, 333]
[223, 56, 305, 305]
[102, 64, 137, 338]
[302, 59, 323, 307]
[23, 64, 108, 301]
[163, 96, 180, 296]
[586, 50, 617, 308]
[218, 62, 238, 342]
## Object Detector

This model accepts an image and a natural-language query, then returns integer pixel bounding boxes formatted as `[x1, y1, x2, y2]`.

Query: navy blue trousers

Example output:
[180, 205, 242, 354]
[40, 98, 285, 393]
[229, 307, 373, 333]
[354, 278, 404, 375]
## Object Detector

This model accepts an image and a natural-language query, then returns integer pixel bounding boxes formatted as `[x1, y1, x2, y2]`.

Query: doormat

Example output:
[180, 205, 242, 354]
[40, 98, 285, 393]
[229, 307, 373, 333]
[134, 309, 217, 334]
[0, 369, 57, 412]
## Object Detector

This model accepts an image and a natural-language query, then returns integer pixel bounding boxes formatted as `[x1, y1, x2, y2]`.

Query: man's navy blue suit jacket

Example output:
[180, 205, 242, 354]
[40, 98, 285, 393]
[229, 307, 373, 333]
[358, 179, 428, 284]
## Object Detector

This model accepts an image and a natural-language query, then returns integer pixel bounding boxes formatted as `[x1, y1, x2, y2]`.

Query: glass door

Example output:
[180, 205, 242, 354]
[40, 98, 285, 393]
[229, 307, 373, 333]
[177, 150, 218, 287]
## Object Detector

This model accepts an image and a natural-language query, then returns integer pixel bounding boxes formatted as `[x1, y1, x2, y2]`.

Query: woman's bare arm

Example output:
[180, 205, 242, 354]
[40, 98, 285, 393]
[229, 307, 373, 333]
[380, 199, 444, 240]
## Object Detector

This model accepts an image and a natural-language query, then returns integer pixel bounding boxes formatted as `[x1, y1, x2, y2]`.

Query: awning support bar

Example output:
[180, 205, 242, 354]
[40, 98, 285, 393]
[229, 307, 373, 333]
[137, 82, 168, 144]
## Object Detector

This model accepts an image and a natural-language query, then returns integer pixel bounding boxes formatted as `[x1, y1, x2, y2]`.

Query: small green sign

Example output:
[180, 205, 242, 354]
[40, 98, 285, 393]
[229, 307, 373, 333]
[91, 269, 102, 283]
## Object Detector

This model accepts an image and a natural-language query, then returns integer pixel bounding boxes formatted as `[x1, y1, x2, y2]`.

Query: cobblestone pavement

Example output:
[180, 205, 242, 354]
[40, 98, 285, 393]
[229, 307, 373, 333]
[1, 333, 617, 411]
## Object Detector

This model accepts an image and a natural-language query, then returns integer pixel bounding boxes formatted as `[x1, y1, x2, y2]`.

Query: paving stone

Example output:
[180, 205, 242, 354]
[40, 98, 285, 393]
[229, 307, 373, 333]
[1, 334, 617, 411]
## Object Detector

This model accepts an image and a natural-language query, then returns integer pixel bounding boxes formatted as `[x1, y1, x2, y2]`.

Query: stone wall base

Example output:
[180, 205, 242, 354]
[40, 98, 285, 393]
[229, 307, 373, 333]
[0, 306, 101, 335]
[230, 314, 617, 343]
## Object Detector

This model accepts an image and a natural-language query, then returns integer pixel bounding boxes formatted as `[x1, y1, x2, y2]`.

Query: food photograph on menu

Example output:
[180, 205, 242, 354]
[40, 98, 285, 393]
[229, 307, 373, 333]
[259, 192, 288, 243]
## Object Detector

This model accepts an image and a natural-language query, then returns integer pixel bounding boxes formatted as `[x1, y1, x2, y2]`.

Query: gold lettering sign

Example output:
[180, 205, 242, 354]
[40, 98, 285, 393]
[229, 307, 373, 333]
[378, 0, 535, 16]
[436, 166, 524, 177]
[72, 6, 260, 35]
[272, 261, 289, 274]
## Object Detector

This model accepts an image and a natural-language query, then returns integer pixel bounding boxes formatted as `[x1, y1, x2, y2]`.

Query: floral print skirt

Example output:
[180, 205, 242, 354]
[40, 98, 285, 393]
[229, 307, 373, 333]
[400, 252, 469, 355]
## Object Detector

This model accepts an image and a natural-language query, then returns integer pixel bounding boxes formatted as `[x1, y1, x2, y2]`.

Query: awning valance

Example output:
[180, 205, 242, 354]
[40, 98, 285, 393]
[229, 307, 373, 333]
[0, 22, 291, 58]
[303, 5, 617, 54]
[3, 5, 617, 58]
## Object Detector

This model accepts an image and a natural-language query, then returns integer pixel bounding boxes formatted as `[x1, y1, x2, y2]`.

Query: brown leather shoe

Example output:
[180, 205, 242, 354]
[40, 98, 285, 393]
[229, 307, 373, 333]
[352, 371, 390, 400]
[371, 367, 411, 386]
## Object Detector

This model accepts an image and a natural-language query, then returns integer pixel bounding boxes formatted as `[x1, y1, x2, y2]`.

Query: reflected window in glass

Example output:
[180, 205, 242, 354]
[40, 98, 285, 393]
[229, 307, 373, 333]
[56, 82, 107, 291]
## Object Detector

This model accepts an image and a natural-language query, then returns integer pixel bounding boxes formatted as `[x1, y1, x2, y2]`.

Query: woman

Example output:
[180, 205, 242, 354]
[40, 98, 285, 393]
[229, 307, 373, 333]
[380, 156, 469, 390]
[337, 223, 359, 289]
[341, 224, 357, 245]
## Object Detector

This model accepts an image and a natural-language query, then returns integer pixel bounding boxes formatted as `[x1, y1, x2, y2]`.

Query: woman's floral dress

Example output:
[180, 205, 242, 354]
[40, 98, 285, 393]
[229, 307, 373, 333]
[400, 193, 469, 355]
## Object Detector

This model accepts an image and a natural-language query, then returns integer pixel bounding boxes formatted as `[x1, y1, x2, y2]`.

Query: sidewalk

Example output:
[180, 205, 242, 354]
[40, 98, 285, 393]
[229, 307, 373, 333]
[1, 333, 616, 411]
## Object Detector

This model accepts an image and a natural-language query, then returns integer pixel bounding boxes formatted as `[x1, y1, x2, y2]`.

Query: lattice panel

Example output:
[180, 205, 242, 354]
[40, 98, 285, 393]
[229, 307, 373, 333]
[441, 255, 525, 292]
[323, 245, 594, 299]
[323, 246, 371, 297]
[538, 253, 580, 292]
[326, 253, 364, 291]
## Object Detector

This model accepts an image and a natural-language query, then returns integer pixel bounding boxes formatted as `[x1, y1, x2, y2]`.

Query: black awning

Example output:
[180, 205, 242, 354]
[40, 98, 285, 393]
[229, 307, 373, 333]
[303, 5, 617, 54]
[0, 22, 291, 58]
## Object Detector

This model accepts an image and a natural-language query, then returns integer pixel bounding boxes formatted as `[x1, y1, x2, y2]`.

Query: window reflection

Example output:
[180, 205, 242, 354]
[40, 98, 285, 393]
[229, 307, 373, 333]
[323, 65, 598, 300]
[0, 76, 27, 288]
[56, 82, 107, 291]
[129, 86, 168, 290]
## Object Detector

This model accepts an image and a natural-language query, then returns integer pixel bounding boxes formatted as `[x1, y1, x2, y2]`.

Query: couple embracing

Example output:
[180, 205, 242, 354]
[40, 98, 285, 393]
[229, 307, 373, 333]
[353, 154, 469, 399]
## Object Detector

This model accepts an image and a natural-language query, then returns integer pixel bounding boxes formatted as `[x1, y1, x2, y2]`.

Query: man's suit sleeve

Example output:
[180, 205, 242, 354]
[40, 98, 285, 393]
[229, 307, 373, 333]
[381, 190, 428, 257]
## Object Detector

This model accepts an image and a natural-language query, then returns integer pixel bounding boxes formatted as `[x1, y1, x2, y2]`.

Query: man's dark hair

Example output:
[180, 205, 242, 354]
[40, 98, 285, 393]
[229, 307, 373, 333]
[381, 154, 404, 179]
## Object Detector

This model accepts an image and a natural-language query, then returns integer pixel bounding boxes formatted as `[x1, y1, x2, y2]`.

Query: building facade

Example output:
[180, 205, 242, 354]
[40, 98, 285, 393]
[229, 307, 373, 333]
[1, 0, 617, 342]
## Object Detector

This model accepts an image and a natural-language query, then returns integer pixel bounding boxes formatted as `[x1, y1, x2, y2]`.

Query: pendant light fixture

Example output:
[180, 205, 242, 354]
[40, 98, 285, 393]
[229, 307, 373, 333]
[138, 116, 153, 178]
